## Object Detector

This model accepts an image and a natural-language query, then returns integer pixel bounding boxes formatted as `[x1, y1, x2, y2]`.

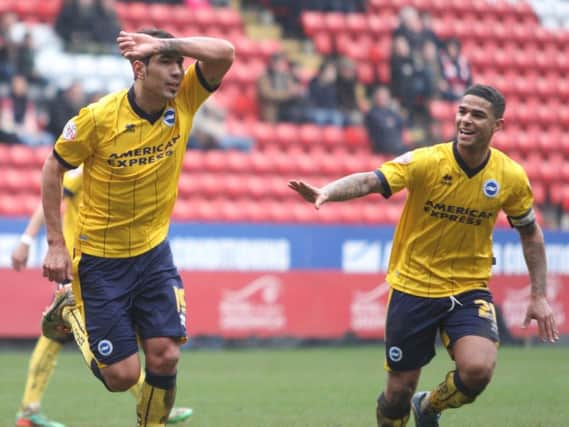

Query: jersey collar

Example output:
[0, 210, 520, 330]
[452, 141, 491, 178]
[127, 87, 165, 124]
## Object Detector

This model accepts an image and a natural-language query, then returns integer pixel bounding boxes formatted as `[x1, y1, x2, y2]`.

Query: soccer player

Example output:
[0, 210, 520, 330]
[289, 84, 559, 427]
[12, 167, 193, 426]
[39, 29, 234, 426]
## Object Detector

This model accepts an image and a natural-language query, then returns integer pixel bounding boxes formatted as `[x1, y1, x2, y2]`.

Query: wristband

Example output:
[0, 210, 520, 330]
[20, 234, 34, 246]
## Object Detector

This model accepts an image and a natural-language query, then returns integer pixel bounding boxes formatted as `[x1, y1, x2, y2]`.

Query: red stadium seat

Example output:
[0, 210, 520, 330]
[177, 173, 197, 198]
[275, 123, 300, 148]
[249, 151, 274, 174]
[299, 123, 323, 147]
[232, 36, 258, 59]
[8, 145, 35, 168]
[323, 12, 346, 33]
[322, 126, 344, 148]
[345, 13, 367, 37]
[344, 126, 369, 151]
[251, 122, 277, 149]
[290, 202, 319, 223]
[216, 8, 242, 30]
[182, 150, 204, 173]
[240, 199, 269, 222]
[357, 62, 376, 86]
[224, 151, 251, 174]
[313, 32, 333, 55]
[203, 150, 228, 173]
[360, 203, 385, 224]
[258, 39, 281, 61]
[301, 11, 325, 37]
[193, 8, 216, 27]
[172, 199, 197, 221]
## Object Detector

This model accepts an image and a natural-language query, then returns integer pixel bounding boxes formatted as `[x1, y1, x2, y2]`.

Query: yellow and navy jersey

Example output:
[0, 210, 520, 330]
[376, 141, 534, 298]
[53, 62, 215, 258]
[62, 166, 83, 255]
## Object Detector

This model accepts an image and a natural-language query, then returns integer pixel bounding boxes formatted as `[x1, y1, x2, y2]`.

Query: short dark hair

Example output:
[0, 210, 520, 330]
[135, 28, 175, 65]
[463, 84, 506, 119]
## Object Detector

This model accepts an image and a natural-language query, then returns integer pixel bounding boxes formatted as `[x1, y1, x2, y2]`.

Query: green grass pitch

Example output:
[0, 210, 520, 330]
[0, 345, 567, 426]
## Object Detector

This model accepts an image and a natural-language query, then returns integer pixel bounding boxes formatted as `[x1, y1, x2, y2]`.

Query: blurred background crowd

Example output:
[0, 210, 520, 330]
[0, 0, 568, 228]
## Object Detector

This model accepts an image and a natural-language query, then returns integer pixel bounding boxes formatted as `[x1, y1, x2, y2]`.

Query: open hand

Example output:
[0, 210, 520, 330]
[116, 31, 161, 60]
[288, 180, 329, 209]
[523, 294, 559, 343]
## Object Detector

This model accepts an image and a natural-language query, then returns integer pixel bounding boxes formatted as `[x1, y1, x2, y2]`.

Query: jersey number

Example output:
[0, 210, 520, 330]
[474, 299, 497, 322]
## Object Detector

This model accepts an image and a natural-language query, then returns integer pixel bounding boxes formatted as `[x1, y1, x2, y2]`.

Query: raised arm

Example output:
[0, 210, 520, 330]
[288, 171, 384, 209]
[117, 31, 234, 86]
[41, 153, 71, 283]
[517, 222, 558, 342]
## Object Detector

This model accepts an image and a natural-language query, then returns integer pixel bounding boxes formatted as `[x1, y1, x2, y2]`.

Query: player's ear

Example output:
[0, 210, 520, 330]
[493, 118, 504, 133]
[132, 60, 146, 81]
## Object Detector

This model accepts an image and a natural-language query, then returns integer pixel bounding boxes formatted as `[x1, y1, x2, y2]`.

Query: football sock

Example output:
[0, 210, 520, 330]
[423, 370, 477, 414]
[129, 370, 146, 400]
[136, 369, 176, 427]
[62, 305, 106, 385]
[20, 335, 63, 412]
[376, 392, 410, 427]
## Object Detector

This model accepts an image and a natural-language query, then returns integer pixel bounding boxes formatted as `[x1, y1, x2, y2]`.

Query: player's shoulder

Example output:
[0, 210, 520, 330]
[87, 89, 128, 117]
[490, 146, 527, 177]
[402, 141, 452, 163]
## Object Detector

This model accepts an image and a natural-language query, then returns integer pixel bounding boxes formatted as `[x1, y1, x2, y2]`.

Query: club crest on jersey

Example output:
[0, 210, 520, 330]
[62, 120, 77, 140]
[97, 339, 113, 356]
[163, 108, 175, 127]
[483, 179, 500, 198]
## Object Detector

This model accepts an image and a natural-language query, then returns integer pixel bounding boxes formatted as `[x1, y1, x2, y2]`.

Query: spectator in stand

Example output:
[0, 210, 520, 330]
[422, 39, 444, 100]
[94, 0, 122, 46]
[364, 86, 407, 155]
[55, 0, 120, 53]
[390, 35, 414, 108]
[0, 75, 52, 146]
[257, 53, 305, 123]
[393, 6, 423, 54]
[188, 97, 254, 151]
[391, 34, 434, 145]
[0, 12, 18, 83]
[45, 81, 85, 140]
[336, 57, 369, 126]
[440, 38, 473, 101]
[307, 59, 344, 126]
[13, 31, 47, 87]
[419, 11, 442, 48]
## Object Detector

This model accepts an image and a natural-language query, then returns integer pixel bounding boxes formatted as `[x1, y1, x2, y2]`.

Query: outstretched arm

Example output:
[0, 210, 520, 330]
[517, 222, 558, 343]
[11, 202, 45, 271]
[288, 172, 384, 209]
[117, 31, 234, 86]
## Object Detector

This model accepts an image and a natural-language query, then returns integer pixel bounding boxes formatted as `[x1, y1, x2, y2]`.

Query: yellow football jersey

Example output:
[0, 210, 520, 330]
[53, 63, 214, 257]
[377, 142, 534, 298]
[62, 167, 83, 255]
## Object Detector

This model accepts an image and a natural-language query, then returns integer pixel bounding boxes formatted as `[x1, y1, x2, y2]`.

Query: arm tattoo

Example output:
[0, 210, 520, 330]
[322, 172, 382, 202]
[160, 40, 179, 56]
[519, 223, 547, 296]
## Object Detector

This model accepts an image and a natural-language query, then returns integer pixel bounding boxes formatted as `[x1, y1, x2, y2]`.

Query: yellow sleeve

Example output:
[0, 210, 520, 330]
[376, 148, 430, 197]
[53, 106, 97, 169]
[502, 165, 535, 227]
[178, 62, 217, 114]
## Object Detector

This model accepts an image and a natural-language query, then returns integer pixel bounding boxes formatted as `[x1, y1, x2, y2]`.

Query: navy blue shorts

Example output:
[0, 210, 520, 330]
[384, 288, 499, 372]
[75, 240, 187, 366]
